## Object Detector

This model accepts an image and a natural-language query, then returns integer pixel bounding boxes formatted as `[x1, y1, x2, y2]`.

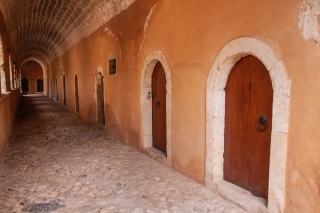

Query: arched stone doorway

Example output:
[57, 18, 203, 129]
[96, 68, 105, 127]
[75, 74, 79, 113]
[140, 51, 172, 165]
[56, 78, 58, 101]
[21, 78, 29, 93]
[37, 79, 43, 93]
[205, 37, 290, 212]
[21, 60, 43, 94]
[63, 75, 66, 106]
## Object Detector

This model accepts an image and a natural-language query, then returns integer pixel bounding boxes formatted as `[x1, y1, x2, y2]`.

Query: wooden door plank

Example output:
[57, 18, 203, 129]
[152, 62, 167, 154]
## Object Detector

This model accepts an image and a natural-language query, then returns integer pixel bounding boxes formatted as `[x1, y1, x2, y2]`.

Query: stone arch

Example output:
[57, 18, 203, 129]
[140, 51, 172, 166]
[20, 58, 47, 94]
[0, 36, 6, 94]
[205, 37, 290, 212]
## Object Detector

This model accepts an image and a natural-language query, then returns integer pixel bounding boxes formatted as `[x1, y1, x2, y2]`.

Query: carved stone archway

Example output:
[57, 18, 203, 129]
[140, 51, 172, 166]
[205, 37, 290, 212]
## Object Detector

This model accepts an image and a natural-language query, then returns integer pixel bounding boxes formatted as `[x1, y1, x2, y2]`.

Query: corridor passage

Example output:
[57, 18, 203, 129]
[0, 95, 243, 213]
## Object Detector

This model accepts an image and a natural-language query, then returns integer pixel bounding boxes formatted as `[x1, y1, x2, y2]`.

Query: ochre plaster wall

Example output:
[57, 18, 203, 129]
[21, 61, 44, 94]
[0, 89, 21, 158]
[0, 10, 21, 159]
[47, 0, 320, 211]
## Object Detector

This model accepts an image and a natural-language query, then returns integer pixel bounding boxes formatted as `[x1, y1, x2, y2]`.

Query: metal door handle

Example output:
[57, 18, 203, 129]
[256, 115, 268, 131]
[155, 101, 160, 109]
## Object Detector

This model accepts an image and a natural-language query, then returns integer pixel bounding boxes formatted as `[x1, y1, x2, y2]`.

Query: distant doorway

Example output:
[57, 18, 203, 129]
[50, 79, 53, 98]
[56, 78, 58, 101]
[75, 74, 79, 113]
[152, 62, 167, 154]
[96, 71, 105, 126]
[22, 78, 29, 92]
[63, 75, 66, 106]
[36, 79, 43, 93]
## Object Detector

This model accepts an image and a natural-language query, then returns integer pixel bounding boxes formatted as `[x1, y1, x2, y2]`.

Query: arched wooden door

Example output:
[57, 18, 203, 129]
[96, 72, 105, 125]
[63, 75, 66, 105]
[152, 62, 167, 154]
[224, 55, 273, 199]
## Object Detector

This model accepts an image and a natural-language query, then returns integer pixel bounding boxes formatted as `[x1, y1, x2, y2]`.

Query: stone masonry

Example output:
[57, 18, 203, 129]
[0, 95, 244, 213]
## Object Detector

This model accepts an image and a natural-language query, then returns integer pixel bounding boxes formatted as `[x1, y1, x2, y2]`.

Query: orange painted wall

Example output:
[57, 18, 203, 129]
[0, 89, 21, 157]
[0, 10, 21, 159]
[47, 0, 320, 211]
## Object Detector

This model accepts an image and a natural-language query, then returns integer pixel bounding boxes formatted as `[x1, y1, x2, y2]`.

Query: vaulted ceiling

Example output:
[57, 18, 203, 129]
[0, 0, 136, 65]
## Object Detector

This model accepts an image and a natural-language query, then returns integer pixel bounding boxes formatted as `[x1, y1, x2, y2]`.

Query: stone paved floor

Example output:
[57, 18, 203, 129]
[0, 95, 244, 213]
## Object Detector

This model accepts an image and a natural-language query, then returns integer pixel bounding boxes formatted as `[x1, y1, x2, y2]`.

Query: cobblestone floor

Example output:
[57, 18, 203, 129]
[0, 95, 244, 213]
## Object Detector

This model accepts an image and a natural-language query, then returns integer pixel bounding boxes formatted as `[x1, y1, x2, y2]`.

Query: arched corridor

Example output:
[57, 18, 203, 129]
[0, 0, 319, 211]
[0, 95, 242, 212]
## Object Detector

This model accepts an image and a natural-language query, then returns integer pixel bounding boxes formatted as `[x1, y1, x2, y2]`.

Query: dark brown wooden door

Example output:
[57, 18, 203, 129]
[224, 55, 273, 199]
[152, 62, 167, 154]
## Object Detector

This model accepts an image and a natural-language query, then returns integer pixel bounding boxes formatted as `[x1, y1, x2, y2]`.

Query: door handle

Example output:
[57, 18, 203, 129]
[256, 114, 268, 131]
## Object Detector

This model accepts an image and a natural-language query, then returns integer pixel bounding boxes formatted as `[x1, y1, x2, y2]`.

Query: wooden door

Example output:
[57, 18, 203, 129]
[224, 55, 273, 199]
[63, 75, 66, 105]
[75, 74, 79, 113]
[152, 62, 167, 154]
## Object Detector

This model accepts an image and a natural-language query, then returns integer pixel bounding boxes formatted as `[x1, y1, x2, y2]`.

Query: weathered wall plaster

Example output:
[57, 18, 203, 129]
[299, 0, 320, 43]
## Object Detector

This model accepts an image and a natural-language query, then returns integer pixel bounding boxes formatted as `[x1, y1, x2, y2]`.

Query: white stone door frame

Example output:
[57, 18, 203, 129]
[205, 37, 290, 212]
[140, 51, 172, 166]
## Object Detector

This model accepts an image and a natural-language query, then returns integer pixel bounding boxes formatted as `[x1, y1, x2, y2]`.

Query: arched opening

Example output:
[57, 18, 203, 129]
[56, 78, 58, 101]
[140, 51, 172, 165]
[205, 37, 290, 212]
[0, 37, 6, 94]
[21, 78, 29, 93]
[75, 74, 79, 113]
[96, 70, 105, 126]
[36, 79, 43, 93]
[21, 60, 44, 94]
[50, 78, 53, 98]
[63, 75, 66, 106]
[9, 55, 13, 90]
